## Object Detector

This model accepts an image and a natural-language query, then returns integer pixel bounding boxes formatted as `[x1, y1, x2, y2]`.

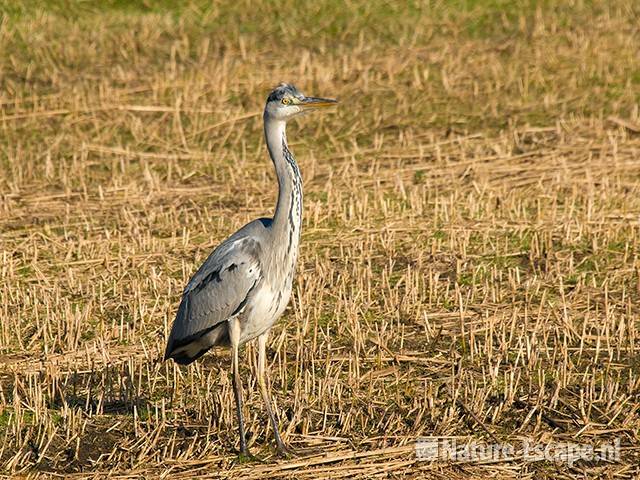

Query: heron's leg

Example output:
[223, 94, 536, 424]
[229, 318, 249, 456]
[257, 331, 296, 456]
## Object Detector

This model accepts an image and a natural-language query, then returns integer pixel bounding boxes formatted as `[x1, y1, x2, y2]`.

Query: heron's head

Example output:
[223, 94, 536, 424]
[264, 83, 337, 121]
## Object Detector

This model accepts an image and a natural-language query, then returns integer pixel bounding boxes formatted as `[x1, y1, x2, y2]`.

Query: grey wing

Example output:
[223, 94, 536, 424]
[164, 235, 262, 364]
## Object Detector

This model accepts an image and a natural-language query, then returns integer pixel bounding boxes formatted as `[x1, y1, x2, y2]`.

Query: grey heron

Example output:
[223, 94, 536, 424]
[164, 83, 337, 457]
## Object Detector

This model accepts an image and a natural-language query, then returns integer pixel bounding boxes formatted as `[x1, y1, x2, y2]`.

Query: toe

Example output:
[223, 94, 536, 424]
[276, 443, 298, 458]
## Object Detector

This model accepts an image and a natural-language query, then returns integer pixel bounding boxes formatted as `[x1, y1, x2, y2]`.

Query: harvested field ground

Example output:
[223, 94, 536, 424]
[1, 0, 640, 478]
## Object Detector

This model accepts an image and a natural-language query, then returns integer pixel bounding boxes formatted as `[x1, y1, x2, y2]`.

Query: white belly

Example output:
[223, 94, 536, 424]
[238, 280, 292, 344]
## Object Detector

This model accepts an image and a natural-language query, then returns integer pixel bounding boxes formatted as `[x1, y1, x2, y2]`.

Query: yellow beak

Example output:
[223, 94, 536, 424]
[300, 96, 338, 109]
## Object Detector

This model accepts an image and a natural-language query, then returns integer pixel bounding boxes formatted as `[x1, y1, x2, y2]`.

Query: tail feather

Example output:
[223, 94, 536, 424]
[164, 323, 229, 365]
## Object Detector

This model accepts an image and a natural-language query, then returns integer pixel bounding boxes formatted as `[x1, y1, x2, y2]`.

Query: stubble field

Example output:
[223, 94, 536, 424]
[1, 0, 640, 478]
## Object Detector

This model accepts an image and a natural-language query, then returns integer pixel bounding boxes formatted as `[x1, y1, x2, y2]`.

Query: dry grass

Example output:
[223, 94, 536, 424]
[1, 0, 640, 478]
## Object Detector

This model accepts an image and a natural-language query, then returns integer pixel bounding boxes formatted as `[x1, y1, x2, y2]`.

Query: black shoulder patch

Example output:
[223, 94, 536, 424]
[258, 217, 273, 228]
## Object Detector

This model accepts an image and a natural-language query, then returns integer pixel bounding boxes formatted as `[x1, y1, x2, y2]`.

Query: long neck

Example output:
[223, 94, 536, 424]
[264, 114, 303, 252]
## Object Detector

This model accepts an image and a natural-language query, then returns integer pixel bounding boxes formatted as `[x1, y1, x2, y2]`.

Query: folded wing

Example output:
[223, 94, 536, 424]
[164, 235, 262, 364]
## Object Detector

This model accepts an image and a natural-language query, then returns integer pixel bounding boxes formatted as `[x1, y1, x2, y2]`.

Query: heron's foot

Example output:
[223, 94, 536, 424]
[236, 450, 264, 464]
[275, 442, 298, 459]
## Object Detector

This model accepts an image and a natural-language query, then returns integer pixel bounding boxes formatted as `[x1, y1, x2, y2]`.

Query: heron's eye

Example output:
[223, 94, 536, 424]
[282, 98, 291, 105]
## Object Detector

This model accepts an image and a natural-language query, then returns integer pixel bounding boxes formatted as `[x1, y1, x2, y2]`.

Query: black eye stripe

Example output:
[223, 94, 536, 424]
[266, 83, 300, 104]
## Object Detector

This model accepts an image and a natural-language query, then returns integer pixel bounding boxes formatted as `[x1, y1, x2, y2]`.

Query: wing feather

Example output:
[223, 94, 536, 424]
[164, 233, 263, 362]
